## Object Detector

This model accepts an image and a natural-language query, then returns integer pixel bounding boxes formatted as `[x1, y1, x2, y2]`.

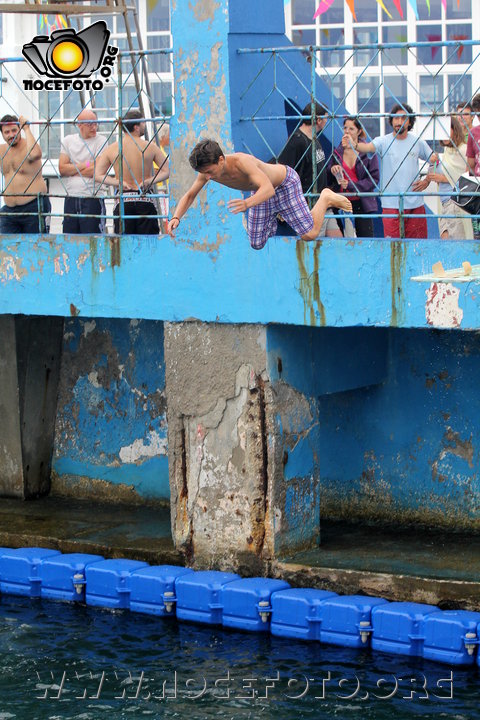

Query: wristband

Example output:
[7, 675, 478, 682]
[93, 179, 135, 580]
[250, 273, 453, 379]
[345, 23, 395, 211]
[171, 216, 180, 224]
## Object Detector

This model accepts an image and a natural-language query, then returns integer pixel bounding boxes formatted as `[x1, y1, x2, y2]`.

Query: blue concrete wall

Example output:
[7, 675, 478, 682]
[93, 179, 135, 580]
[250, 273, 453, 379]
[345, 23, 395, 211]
[1, 235, 479, 328]
[52, 318, 169, 502]
[317, 327, 480, 527]
[267, 325, 480, 530]
[266, 324, 389, 547]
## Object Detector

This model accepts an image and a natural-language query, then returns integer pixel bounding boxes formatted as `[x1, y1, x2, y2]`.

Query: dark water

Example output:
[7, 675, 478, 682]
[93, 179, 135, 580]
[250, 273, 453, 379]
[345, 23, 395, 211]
[0, 596, 478, 720]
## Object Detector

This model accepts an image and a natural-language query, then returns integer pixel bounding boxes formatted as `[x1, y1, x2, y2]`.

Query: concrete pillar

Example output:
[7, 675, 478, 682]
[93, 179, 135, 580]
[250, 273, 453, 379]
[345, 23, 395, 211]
[0, 315, 63, 498]
[164, 323, 273, 572]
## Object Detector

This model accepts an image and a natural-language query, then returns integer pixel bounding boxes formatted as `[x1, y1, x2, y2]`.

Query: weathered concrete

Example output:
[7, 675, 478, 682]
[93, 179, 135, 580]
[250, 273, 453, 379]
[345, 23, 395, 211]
[0, 496, 180, 565]
[52, 318, 169, 503]
[0, 315, 63, 498]
[164, 322, 272, 571]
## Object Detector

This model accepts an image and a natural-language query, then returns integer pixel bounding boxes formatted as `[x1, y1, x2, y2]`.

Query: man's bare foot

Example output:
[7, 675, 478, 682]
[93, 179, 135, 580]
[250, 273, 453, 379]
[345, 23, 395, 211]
[320, 187, 353, 213]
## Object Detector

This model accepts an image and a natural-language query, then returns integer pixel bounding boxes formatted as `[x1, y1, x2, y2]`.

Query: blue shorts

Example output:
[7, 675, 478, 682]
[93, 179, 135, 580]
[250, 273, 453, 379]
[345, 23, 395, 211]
[0, 196, 51, 234]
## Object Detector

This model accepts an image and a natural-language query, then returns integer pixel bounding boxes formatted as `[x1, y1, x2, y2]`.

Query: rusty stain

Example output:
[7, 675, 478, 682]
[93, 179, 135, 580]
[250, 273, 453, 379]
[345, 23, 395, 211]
[313, 241, 326, 326]
[110, 237, 121, 268]
[390, 241, 406, 326]
[296, 240, 325, 325]
[69, 303, 80, 316]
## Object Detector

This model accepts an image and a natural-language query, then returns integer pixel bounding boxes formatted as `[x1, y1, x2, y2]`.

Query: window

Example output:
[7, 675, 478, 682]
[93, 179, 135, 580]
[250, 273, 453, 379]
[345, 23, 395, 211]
[357, 76, 381, 139]
[353, 28, 379, 67]
[419, 76, 444, 112]
[292, 0, 315, 25]
[446, 24, 472, 65]
[382, 25, 408, 66]
[416, 25, 443, 66]
[318, 27, 345, 68]
[292, 28, 315, 47]
[447, 74, 472, 111]
[384, 76, 408, 113]
[446, 0, 471, 21]
[353, 0, 377, 23]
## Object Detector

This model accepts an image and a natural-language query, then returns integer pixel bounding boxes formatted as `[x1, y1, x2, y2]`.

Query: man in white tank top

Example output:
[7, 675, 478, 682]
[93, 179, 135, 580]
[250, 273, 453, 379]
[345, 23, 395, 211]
[59, 108, 108, 234]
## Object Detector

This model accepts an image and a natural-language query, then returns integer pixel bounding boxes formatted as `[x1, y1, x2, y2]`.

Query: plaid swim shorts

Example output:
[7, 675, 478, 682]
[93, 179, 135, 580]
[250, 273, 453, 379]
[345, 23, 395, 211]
[247, 166, 314, 249]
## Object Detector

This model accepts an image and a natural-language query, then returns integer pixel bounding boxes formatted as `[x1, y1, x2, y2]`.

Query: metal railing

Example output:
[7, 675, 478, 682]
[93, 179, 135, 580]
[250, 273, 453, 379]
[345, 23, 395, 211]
[0, 47, 173, 235]
[237, 39, 480, 239]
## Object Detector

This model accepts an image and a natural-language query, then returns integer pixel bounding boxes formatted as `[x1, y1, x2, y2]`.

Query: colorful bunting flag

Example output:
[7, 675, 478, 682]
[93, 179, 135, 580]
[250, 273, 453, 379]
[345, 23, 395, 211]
[451, 34, 468, 60]
[408, 0, 419, 19]
[391, 0, 404, 18]
[40, 13, 68, 35]
[375, 0, 392, 18]
[345, 0, 356, 20]
[427, 33, 442, 60]
[313, 0, 335, 19]
[311, 0, 460, 22]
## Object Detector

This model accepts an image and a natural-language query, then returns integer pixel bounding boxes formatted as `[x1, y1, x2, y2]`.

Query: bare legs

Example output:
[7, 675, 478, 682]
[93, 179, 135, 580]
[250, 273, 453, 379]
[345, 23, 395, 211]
[301, 188, 353, 241]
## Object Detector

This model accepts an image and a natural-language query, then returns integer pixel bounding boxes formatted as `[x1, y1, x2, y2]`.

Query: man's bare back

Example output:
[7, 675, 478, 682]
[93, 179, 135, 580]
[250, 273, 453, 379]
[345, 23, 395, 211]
[95, 116, 169, 192]
[208, 153, 286, 191]
[0, 117, 46, 207]
[102, 136, 159, 189]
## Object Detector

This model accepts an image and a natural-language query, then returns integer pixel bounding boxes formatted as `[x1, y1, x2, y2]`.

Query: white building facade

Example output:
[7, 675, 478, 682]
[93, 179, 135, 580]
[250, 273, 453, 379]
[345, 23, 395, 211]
[285, 0, 479, 138]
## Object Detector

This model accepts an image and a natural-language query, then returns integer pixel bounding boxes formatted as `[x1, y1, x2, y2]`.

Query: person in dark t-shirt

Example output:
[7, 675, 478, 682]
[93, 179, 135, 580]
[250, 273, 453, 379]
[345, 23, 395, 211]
[277, 102, 342, 237]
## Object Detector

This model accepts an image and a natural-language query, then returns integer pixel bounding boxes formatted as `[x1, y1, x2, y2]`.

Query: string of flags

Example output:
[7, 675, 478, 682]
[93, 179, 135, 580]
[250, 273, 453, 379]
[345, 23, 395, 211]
[314, 0, 460, 20]
[39, 14, 68, 35]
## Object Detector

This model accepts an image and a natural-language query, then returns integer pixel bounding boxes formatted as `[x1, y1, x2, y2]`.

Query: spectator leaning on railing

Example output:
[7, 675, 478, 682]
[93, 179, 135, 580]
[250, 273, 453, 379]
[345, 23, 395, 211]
[95, 109, 169, 236]
[0, 114, 50, 234]
[426, 116, 472, 240]
[344, 103, 438, 239]
[59, 109, 108, 235]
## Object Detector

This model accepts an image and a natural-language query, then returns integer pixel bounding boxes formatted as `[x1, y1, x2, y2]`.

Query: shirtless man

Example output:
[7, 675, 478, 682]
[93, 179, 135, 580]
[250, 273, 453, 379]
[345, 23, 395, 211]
[0, 114, 50, 234]
[167, 139, 351, 249]
[95, 109, 169, 235]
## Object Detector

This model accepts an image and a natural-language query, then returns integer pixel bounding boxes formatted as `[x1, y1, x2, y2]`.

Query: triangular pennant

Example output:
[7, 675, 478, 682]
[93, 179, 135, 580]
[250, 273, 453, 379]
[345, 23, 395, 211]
[375, 0, 393, 18]
[391, 0, 404, 18]
[408, 0, 419, 19]
[425, 0, 430, 14]
[313, 0, 335, 19]
[345, 0, 356, 20]
[427, 33, 442, 61]
[441, 0, 447, 10]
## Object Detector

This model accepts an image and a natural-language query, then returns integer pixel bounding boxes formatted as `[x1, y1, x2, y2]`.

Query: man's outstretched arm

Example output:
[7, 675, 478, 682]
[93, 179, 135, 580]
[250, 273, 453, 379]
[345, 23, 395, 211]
[167, 174, 208, 236]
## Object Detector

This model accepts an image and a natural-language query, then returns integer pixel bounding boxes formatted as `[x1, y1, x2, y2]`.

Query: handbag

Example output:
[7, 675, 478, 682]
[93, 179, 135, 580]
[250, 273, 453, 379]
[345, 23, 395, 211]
[451, 174, 480, 216]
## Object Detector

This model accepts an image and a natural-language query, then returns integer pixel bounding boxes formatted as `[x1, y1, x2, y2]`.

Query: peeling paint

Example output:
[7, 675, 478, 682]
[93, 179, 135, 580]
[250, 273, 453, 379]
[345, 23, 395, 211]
[119, 430, 168, 464]
[54, 253, 70, 276]
[0, 253, 27, 283]
[426, 282, 463, 328]
[189, 0, 220, 26]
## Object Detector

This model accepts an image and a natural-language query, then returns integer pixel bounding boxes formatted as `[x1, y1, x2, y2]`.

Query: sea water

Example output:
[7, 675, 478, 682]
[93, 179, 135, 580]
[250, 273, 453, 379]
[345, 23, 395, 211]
[0, 595, 477, 719]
